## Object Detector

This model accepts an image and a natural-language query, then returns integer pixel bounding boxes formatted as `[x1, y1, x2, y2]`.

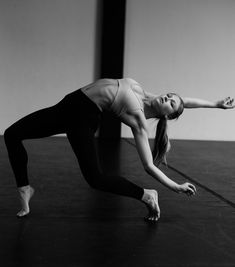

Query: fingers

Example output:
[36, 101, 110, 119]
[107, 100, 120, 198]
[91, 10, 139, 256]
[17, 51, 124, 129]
[224, 97, 235, 108]
[188, 183, 197, 193]
[225, 97, 233, 104]
[229, 98, 234, 107]
[186, 190, 194, 196]
[184, 183, 196, 196]
[186, 189, 195, 197]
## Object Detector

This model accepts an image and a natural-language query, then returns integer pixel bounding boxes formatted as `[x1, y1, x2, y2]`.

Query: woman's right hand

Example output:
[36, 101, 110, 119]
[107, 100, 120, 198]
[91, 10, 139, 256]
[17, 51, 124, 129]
[178, 182, 196, 196]
[216, 97, 235, 109]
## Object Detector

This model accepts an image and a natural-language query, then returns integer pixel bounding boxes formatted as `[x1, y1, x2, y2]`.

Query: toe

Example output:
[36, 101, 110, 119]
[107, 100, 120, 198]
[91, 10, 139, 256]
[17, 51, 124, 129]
[17, 210, 29, 218]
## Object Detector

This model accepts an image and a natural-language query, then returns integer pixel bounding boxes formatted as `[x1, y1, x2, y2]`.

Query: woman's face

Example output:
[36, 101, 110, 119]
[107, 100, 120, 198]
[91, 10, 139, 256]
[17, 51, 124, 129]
[155, 93, 181, 117]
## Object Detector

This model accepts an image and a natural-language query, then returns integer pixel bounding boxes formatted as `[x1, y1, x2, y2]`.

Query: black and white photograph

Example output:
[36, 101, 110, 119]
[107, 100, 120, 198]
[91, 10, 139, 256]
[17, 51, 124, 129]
[0, 0, 235, 266]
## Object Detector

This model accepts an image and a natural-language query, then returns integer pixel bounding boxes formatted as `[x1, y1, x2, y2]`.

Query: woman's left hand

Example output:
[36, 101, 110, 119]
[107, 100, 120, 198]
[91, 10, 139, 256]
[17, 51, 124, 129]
[217, 97, 235, 109]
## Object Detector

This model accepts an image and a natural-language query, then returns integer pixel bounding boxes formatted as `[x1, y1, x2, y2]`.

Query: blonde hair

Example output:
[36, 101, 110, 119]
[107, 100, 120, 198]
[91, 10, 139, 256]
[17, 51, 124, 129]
[152, 93, 184, 166]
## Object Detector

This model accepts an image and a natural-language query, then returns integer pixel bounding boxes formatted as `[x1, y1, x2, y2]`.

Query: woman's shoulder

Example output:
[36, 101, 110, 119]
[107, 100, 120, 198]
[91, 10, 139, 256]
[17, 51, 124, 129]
[120, 110, 146, 129]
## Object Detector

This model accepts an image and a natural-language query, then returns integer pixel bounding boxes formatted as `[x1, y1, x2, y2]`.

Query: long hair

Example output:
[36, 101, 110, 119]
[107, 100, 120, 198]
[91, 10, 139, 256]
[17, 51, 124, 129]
[152, 93, 184, 166]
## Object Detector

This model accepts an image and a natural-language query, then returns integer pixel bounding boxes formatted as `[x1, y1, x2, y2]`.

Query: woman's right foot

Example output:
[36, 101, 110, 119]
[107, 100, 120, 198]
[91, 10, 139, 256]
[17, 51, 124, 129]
[17, 185, 35, 217]
[141, 189, 160, 221]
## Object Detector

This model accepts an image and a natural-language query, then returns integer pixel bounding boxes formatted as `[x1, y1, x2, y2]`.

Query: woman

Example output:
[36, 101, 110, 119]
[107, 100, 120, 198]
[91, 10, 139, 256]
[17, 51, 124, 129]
[4, 78, 234, 221]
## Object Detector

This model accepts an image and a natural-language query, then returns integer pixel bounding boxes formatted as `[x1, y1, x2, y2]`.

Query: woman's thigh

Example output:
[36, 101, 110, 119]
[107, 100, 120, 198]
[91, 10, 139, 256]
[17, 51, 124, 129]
[66, 124, 102, 179]
[6, 105, 66, 140]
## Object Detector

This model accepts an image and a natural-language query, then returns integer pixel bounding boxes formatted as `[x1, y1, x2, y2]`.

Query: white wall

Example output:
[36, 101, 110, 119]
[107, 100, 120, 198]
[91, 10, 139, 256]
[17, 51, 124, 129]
[123, 0, 235, 140]
[0, 0, 97, 134]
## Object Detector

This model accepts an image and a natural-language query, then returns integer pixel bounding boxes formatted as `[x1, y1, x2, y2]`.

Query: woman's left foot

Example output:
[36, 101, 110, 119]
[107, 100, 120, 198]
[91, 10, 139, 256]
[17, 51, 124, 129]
[141, 189, 160, 222]
[17, 185, 35, 217]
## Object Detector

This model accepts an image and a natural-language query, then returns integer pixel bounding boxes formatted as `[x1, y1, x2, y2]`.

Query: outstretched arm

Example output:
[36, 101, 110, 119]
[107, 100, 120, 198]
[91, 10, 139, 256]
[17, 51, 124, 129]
[131, 113, 196, 196]
[182, 96, 235, 109]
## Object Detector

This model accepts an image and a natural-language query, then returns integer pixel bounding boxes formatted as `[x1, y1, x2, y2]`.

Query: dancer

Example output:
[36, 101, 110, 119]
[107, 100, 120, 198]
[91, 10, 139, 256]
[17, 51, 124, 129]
[4, 78, 234, 221]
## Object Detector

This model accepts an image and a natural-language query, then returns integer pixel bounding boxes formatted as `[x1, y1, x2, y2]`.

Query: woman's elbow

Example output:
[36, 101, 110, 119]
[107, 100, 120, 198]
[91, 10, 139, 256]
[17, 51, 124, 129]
[144, 162, 154, 173]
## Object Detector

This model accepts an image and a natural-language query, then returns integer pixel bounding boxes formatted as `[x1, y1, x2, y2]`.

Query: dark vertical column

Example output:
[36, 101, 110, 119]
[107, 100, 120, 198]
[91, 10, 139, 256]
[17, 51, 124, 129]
[98, 0, 126, 139]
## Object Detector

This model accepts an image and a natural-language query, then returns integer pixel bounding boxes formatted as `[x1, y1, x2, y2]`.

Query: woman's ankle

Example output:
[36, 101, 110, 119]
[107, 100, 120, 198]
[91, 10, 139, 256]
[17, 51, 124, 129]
[141, 189, 150, 202]
[141, 189, 157, 202]
[18, 185, 31, 193]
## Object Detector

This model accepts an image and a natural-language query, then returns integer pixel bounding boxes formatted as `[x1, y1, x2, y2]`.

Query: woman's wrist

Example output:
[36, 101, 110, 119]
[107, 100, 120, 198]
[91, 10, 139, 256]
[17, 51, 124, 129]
[214, 101, 220, 108]
[172, 184, 181, 193]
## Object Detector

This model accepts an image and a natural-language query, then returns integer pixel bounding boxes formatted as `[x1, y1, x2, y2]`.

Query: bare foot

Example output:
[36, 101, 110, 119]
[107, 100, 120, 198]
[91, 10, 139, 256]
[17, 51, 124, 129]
[17, 185, 35, 217]
[141, 189, 160, 222]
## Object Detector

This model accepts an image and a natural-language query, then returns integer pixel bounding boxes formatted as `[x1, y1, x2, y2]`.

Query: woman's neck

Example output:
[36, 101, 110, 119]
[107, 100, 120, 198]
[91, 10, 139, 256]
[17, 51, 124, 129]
[143, 93, 159, 119]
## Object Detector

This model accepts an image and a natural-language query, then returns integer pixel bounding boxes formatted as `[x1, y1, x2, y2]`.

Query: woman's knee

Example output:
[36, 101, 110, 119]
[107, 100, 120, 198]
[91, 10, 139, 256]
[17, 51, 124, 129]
[4, 126, 18, 145]
[84, 171, 106, 190]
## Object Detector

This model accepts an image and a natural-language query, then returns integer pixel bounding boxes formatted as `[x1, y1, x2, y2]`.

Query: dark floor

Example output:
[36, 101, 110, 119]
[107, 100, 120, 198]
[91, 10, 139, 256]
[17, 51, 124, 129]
[0, 136, 235, 267]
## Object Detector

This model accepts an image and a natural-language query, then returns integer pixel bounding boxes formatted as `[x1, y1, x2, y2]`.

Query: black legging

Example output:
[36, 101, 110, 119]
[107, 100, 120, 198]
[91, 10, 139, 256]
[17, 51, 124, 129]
[4, 89, 144, 200]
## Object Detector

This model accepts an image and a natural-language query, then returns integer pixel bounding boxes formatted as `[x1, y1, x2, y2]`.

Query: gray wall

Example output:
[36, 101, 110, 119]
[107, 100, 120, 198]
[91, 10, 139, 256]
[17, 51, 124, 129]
[1, 0, 235, 140]
[0, 0, 97, 134]
[123, 0, 235, 140]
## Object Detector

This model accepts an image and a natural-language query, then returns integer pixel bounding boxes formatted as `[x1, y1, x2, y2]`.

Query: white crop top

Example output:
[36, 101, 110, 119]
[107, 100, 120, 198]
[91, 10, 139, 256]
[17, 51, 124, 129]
[81, 78, 144, 117]
[111, 78, 144, 117]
